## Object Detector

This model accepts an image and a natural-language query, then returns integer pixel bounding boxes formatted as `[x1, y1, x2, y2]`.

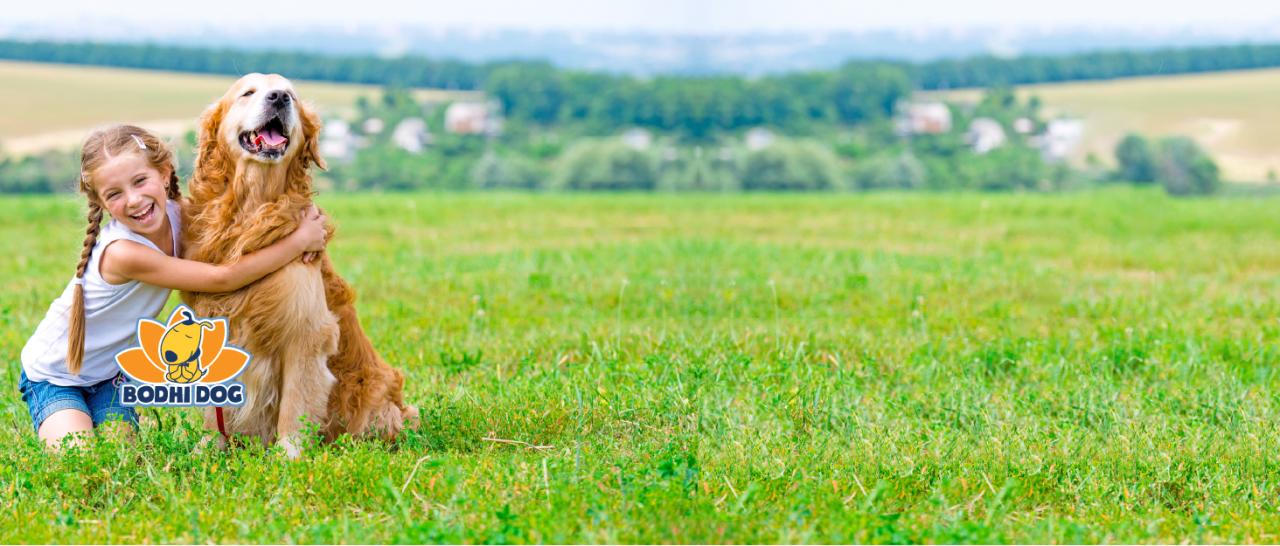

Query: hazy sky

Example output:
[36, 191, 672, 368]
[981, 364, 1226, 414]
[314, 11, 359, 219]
[9, 0, 1280, 33]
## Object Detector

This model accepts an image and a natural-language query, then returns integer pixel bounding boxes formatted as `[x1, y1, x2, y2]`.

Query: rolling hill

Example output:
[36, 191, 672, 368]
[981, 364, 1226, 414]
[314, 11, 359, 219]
[0, 60, 477, 156]
[931, 68, 1280, 182]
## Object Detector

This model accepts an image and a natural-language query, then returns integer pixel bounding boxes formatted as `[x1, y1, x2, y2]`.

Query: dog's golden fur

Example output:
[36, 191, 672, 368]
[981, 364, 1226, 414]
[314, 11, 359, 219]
[181, 74, 417, 454]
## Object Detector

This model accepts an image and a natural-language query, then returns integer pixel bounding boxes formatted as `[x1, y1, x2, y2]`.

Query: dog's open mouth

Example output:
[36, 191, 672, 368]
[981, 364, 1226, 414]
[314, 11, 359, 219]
[239, 115, 290, 159]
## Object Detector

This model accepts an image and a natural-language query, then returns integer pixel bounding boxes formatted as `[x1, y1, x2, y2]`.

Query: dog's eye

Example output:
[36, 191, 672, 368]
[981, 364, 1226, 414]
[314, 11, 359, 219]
[242, 89, 256, 98]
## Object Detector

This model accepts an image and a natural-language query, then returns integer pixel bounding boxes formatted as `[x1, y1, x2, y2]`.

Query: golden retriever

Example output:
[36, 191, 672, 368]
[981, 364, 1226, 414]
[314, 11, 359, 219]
[182, 73, 418, 456]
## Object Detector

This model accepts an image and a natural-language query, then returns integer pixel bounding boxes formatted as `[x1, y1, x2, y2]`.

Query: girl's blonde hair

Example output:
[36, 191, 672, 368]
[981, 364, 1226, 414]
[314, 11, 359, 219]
[67, 125, 181, 375]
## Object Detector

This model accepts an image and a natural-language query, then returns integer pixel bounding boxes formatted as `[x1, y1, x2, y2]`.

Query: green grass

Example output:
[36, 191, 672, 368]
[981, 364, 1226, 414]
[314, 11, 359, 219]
[927, 67, 1280, 183]
[3, 188, 1280, 543]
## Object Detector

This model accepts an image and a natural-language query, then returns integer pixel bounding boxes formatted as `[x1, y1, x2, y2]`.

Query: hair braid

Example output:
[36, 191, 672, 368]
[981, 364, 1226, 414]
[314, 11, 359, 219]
[66, 200, 103, 375]
[167, 169, 181, 201]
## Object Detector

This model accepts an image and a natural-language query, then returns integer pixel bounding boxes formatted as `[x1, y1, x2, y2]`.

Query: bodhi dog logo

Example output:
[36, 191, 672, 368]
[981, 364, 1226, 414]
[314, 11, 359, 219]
[114, 305, 251, 407]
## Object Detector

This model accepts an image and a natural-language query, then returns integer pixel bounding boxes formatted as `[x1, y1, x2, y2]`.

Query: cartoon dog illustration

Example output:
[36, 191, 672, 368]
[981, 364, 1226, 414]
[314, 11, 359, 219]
[160, 308, 215, 384]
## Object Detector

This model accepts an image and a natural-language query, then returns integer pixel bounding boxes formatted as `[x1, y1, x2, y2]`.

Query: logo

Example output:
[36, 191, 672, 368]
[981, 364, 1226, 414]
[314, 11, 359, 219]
[114, 304, 251, 407]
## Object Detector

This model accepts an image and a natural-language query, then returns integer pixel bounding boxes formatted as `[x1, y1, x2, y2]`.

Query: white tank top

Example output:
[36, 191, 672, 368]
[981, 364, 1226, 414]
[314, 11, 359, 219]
[21, 200, 182, 386]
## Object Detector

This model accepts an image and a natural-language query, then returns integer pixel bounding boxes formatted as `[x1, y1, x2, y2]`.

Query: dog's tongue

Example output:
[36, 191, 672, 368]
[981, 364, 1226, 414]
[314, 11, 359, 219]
[259, 128, 287, 148]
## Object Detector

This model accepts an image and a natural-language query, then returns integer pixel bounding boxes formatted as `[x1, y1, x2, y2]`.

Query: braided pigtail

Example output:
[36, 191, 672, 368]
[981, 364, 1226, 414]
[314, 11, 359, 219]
[167, 169, 182, 203]
[66, 200, 103, 375]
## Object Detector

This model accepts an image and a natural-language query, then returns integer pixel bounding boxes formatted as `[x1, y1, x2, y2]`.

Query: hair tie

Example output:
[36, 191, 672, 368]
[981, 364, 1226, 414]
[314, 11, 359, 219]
[72, 277, 85, 286]
[131, 135, 147, 150]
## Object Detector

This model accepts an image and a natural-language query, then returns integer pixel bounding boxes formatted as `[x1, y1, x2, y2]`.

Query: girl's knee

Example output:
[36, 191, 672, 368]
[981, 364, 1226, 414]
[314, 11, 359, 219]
[38, 409, 93, 450]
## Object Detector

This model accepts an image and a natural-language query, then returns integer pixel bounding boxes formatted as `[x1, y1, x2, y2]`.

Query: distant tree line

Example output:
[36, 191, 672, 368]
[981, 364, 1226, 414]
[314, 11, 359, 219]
[0, 39, 495, 89]
[8, 39, 1280, 94]
[909, 44, 1280, 89]
[7, 38, 1280, 139]
[0, 39, 912, 138]
[485, 63, 911, 137]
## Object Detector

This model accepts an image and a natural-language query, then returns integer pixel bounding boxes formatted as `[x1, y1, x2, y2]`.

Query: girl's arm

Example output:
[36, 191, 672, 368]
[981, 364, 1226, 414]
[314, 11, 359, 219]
[101, 207, 328, 293]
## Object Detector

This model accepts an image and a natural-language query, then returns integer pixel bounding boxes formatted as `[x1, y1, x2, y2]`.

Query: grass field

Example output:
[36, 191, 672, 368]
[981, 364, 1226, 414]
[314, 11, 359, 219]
[0, 60, 478, 156]
[929, 68, 1280, 183]
[3, 189, 1280, 543]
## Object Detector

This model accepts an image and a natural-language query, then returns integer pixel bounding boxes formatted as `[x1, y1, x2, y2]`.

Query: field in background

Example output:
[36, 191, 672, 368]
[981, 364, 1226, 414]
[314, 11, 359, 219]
[10, 58, 1280, 184]
[0, 60, 478, 156]
[3, 190, 1280, 543]
[931, 68, 1280, 182]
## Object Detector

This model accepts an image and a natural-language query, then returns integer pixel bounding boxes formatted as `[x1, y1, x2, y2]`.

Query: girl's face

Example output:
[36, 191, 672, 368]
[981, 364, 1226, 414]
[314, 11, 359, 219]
[92, 152, 171, 238]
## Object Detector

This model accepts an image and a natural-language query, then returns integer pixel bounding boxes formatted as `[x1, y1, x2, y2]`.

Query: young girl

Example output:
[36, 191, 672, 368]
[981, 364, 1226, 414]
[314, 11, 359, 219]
[19, 124, 329, 449]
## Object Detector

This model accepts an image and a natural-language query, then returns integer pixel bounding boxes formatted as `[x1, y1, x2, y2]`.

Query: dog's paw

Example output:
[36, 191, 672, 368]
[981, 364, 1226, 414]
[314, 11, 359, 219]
[404, 404, 421, 430]
[277, 436, 302, 460]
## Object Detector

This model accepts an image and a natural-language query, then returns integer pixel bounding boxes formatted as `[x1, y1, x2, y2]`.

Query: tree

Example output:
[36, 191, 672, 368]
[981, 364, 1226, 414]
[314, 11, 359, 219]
[1114, 133, 1156, 183]
[1155, 137, 1220, 196]
[0, 150, 78, 193]
[550, 139, 659, 191]
[472, 152, 543, 190]
[656, 147, 739, 192]
[484, 63, 567, 125]
[852, 152, 927, 190]
[739, 139, 848, 191]
[830, 63, 912, 125]
[337, 146, 435, 191]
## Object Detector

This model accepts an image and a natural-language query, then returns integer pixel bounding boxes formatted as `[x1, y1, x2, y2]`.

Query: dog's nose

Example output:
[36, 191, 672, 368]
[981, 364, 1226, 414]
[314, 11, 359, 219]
[266, 90, 291, 107]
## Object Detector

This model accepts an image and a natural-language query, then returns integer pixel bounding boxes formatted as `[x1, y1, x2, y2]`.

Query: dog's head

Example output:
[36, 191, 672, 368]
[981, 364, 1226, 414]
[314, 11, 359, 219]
[198, 73, 324, 172]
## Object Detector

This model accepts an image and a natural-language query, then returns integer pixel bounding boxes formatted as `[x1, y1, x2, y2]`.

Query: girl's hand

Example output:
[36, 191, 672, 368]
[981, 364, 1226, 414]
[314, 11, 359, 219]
[292, 205, 328, 263]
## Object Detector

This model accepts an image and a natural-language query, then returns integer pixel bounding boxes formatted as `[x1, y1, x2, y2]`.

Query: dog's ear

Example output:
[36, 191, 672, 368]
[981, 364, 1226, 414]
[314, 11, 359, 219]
[196, 99, 227, 169]
[298, 101, 327, 171]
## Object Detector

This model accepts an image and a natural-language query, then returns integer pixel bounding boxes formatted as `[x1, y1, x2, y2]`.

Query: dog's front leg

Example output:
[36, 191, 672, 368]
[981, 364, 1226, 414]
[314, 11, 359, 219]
[274, 316, 340, 458]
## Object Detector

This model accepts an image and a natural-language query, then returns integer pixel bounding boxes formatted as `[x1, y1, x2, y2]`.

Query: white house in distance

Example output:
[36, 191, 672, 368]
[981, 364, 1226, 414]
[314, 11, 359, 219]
[897, 102, 953, 135]
[1037, 119, 1084, 162]
[1013, 117, 1035, 135]
[745, 127, 776, 151]
[362, 117, 385, 135]
[319, 119, 361, 163]
[391, 118, 432, 153]
[445, 101, 503, 136]
[622, 128, 652, 150]
[966, 118, 1007, 154]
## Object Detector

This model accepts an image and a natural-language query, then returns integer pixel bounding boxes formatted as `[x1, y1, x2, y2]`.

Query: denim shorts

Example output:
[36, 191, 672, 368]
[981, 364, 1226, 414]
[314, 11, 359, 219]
[17, 369, 139, 433]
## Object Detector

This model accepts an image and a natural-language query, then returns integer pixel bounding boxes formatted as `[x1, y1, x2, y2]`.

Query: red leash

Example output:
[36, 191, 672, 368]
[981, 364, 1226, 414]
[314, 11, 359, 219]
[215, 406, 229, 441]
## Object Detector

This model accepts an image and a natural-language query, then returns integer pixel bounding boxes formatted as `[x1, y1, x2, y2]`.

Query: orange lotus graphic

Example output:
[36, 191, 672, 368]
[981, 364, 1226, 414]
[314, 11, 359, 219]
[115, 305, 251, 385]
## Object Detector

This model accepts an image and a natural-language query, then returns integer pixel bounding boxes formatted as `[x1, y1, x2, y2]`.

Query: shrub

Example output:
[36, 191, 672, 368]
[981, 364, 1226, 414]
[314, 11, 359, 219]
[739, 139, 847, 191]
[335, 146, 452, 191]
[1155, 137, 1220, 196]
[0, 150, 79, 194]
[1114, 133, 1157, 183]
[471, 152, 544, 190]
[656, 147, 739, 192]
[550, 139, 658, 191]
[852, 151, 927, 190]
[962, 146, 1048, 191]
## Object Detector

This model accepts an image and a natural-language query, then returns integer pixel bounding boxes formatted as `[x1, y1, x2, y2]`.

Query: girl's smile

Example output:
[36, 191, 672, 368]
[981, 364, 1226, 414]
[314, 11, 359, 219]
[127, 201, 158, 226]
